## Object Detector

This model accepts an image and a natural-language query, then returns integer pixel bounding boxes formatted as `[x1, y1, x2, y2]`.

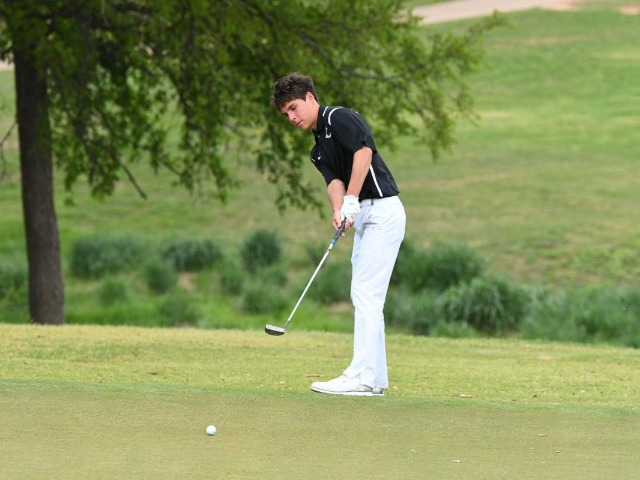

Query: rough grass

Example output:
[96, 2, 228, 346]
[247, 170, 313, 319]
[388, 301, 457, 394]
[1, 324, 638, 479]
[409, 1, 640, 286]
[3, 324, 638, 408]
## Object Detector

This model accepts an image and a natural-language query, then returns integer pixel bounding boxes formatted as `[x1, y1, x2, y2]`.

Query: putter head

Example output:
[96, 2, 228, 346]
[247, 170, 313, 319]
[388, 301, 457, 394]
[265, 324, 286, 336]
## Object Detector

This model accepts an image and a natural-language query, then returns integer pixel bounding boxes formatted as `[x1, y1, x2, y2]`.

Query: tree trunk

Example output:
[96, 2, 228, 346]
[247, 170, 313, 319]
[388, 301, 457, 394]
[14, 50, 65, 325]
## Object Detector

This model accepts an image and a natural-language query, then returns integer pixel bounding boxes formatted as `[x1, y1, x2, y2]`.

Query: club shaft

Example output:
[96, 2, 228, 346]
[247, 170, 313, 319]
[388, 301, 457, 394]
[282, 221, 346, 330]
[282, 249, 331, 329]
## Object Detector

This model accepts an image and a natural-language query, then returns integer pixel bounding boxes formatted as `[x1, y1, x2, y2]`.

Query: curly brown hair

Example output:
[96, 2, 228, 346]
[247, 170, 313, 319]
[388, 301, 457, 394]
[271, 72, 318, 110]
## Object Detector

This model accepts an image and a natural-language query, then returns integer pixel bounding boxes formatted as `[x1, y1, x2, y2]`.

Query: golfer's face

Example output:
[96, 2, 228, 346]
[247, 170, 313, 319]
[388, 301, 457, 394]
[280, 93, 317, 131]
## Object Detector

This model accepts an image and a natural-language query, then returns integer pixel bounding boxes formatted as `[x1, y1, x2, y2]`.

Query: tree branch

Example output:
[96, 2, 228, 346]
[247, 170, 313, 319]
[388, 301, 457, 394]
[120, 162, 147, 199]
[0, 120, 16, 180]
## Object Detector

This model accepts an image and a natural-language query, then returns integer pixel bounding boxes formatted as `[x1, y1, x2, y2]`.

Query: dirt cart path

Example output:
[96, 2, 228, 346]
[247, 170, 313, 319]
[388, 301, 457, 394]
[414, 0, 573, 24]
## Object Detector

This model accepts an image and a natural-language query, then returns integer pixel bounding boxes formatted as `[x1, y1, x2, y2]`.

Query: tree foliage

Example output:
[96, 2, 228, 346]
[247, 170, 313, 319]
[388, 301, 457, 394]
[1, 0, 504, 209]
[0, 0, 504, 324]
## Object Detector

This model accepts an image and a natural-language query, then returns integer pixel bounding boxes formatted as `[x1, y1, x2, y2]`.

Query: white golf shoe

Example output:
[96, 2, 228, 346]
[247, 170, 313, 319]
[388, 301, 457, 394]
[311, 375, 385, 396]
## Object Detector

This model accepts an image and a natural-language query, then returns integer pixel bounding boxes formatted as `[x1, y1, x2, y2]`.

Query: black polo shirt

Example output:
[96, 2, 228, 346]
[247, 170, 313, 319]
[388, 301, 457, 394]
[310, 105, 400, 201]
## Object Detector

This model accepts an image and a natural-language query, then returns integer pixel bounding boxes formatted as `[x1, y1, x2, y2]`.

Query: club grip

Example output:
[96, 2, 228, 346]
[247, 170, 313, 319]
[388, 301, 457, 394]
[330, 219, 347, 246]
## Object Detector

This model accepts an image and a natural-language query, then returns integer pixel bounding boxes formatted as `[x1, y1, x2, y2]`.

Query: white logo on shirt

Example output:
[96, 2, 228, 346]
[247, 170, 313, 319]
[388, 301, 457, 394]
[325, 127, 332, 139]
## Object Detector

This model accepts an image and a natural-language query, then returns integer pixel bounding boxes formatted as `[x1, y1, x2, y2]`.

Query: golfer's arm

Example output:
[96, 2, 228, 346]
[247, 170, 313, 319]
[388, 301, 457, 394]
[326, 146, 372, 216]
[327, 179, 346, 216]
[346, 146, 372, 198]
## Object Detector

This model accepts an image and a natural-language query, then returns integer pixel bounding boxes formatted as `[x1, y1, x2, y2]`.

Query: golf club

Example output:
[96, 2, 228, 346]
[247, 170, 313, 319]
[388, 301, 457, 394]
[265, 219, 347, 336]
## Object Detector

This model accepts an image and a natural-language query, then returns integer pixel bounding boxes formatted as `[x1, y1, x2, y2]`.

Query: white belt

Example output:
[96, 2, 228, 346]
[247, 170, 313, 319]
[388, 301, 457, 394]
[359, 196, 397, 207]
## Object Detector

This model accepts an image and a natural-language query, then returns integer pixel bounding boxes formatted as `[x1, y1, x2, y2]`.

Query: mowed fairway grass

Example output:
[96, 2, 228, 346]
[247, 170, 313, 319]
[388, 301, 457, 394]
[1, 324, 639, 480]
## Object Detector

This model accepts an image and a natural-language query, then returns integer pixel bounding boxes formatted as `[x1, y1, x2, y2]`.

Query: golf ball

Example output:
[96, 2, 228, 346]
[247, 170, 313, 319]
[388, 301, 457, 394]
[206, 425, 217, 436]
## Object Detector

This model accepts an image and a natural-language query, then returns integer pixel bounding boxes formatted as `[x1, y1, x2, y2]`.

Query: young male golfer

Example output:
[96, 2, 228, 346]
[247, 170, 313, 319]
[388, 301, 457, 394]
[271, 72, 406, 396]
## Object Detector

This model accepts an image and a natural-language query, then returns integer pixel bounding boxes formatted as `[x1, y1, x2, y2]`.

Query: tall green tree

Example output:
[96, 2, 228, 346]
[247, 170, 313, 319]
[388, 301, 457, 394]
[0, 0, 503, 324]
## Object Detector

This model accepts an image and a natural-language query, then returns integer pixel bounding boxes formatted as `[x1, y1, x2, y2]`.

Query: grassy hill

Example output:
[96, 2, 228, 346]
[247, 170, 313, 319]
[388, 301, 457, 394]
[410, 0, 640, 285]
[1, 1, 639, 334]
[2, 1, 638, 283]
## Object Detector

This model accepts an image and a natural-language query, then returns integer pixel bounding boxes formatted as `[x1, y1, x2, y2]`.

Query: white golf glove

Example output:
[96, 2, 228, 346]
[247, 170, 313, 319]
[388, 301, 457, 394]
[340, 195, 360, 224]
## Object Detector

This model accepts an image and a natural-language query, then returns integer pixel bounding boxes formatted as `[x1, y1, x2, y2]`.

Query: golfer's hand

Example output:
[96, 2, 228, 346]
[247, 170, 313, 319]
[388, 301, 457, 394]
[332, 210, 345, 233]
[340, 195, 360, 225]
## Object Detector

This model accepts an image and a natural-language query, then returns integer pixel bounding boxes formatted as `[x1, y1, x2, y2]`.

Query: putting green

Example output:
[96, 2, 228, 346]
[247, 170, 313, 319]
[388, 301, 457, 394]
[1, 381, 637, 480]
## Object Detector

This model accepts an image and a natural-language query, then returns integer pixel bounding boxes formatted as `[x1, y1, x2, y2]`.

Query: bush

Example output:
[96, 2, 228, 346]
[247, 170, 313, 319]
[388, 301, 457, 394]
[96, 277, 131, 306]
[307, 262, 351, 305]
[384, 288, 439, 335]
[70, 235, 145, 279]
[240, 281, 289, 314]
[303, 241, 327, 266]
[219, 259, 246, 295]
[0, 260, 28, 321]
[65, 302, 158, 327]
[430, 320, 480, 339]
[437, 276, 531, 335]
[0, 303, 29, 323]
[157, 292, 201, 327]
[390, 239, 426, 291]
[160, 238, 223, 272]
[426, 243, 486, 291]
[0, 261, 27, 300]
[392, 241, 485, 293]
[522, 286, 640, 348]
[240, 229, 282, 274]
[256, 264, 288, 287]
[143, 259, 178, 294]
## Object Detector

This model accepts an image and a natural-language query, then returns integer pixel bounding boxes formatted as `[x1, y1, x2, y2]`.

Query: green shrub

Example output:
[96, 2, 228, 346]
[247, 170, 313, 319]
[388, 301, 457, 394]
[65, 302, 157, 327]
[0, 260, 28, 322]
[256, 264, 288, 287]
[70, 235, 145, 279]
[143, 259, 178, 294]
[160, 238, 222, 272]
[307, 262, 351, 305]
[303, 241, 327, 266]
[97, 277, 131, 306]
[430, 320, 479, 339]
[392, 241, 485, 292]
[390, 241, 421, 289]
[219, 259, 246, 295]
[0, 304, 29, 323]
[426, 243, 486, 291]
[157, 292, 201, 327]
[240, 282, 289, 314]
[0, 261, 27, 300]
[240, 229, 282, 274]
[522, 286, 640, 348]
[437, 276, 531, 335]
[384, 288, 438, 335]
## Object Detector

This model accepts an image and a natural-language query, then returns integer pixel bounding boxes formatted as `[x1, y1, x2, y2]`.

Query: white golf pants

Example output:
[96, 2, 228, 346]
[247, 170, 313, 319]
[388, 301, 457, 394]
[343, 196, 405, 389]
